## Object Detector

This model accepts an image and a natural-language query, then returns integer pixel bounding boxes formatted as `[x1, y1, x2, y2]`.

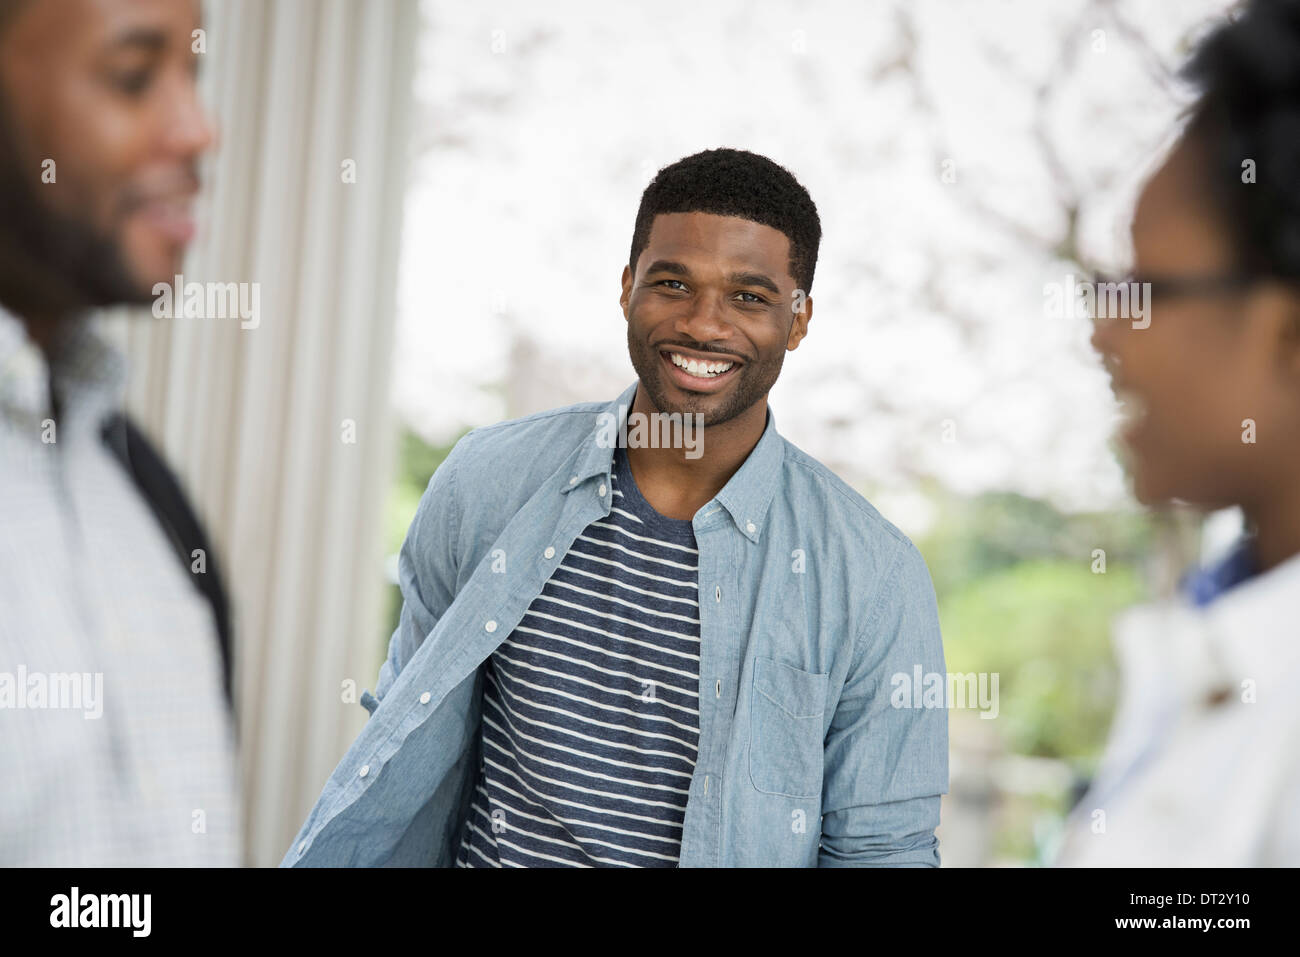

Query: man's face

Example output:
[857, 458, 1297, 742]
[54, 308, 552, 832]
[0, 0, 214, 306]
[1091, 136, 1299, 509]
[620, 211, 811, 428]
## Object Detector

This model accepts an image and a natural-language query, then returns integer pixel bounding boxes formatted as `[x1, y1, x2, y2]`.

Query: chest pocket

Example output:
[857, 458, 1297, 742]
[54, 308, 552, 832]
[748, 656, 829, 798]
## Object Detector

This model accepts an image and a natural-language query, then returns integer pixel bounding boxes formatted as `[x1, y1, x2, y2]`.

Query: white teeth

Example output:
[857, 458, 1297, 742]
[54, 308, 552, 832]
[668, 352, 735, 378]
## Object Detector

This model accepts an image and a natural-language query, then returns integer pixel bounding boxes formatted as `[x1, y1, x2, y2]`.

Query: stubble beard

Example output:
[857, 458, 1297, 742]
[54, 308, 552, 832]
[626, 320, 785, 429]
[0, 96, 152, 318]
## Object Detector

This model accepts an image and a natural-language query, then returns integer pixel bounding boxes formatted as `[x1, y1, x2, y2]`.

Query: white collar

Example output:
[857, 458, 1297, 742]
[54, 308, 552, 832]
[0, 303, 125, 434]
[1114, 548, 1300, 707]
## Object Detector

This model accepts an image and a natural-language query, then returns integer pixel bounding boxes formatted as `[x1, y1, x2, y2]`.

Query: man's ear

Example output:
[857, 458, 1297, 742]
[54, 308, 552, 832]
[620, 265, 633, 320]
[787, 292, 812, 351]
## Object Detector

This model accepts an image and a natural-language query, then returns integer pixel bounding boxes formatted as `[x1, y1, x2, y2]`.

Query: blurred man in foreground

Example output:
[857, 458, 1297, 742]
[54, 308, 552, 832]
[0, 0, 240, 864]
[1060, 0, 1300, 866]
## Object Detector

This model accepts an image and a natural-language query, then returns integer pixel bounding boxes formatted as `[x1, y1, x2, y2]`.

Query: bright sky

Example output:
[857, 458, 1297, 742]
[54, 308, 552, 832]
[393, 0, 1234, 526]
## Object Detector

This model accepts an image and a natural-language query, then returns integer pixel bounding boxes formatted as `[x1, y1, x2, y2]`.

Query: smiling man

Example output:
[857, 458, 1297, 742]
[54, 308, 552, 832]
[0, 0, 239, 864]
[286, 148, 948, 868]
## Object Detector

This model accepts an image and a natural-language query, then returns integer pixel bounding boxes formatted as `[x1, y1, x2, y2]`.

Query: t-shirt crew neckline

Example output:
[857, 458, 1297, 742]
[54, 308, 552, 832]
[611, 445, 697, 542]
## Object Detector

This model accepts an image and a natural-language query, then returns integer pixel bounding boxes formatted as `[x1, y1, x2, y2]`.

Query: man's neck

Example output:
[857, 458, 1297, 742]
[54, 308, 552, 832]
[1244, 472, 1300, 573]
[623, 384, 768, 522]
[17, 313, 63, 357]
[0, 285, 66, 358]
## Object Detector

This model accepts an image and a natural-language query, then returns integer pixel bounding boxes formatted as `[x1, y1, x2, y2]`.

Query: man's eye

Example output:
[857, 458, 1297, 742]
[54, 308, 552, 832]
[736, 291, 768, 304]
[114, 69, 154, 96]
[656, 279, 687, 291]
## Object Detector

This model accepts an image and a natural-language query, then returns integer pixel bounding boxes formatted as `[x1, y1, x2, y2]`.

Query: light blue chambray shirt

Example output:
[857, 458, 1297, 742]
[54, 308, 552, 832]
[284, 381, 948, 867]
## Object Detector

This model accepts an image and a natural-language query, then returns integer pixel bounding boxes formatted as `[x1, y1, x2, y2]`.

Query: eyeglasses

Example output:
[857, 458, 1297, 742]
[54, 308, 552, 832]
[1091, 272, 1256, 300]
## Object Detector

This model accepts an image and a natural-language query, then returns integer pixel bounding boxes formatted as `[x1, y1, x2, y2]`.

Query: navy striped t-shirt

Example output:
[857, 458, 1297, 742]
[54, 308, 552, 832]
[455, 446, 701, 867]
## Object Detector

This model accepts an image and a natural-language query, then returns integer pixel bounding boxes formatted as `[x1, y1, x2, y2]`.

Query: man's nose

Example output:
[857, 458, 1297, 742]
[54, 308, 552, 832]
[675, 291, 729, 341]
[165, 81, 218, 160]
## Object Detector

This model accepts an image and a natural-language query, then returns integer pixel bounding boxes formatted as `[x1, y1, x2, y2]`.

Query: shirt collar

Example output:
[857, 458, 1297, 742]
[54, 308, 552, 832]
[1116, 539, 1300, 706]
[0, 304, 50, 420]
[0, 303, 125, 430]
[1180, 535, 1259, 608]
[561, 380, 786, 543]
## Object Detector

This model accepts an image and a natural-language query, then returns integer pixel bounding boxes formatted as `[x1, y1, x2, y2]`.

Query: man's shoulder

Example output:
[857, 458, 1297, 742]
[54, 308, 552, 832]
[774, 439, 940, 646]
[777, 438, 912, 550]
[464, 397, 608, 443]
[444, 396, 609, 479]
[775, 436, 935, 595]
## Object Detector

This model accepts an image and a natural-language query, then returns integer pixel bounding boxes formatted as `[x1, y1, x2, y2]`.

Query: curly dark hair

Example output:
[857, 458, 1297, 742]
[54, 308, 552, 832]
[628, 147, 822, 295]
[1181, 0, 1300, 280]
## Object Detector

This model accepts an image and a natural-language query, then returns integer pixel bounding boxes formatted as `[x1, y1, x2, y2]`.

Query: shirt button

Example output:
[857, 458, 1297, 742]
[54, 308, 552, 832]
[485, 620, 498, 633]
[746, 521, 757, 534]
[715, 585, 721, 602]
[715, 678, 722, 697]
[298, 841, 308, 854]
[359, 764, 370, 778]
[569, 476, 578, 485]
[544, 546, 555, 559]
[598, 483, 607, 497]
[419, 692, 431, 705]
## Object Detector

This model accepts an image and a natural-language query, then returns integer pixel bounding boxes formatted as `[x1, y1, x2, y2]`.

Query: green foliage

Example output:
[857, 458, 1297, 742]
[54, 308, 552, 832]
[385, 427, 462, 554]
[379, 427, 463, 652]
[920, 488, 1152, 599]
[899, 489, 1163, 864]
[936, 558, 1142, 762]
[915, 489, 1153, 765]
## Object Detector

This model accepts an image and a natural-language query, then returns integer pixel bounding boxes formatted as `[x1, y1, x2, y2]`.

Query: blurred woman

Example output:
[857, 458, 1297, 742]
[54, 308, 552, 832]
[1057, 0, 1300, 866]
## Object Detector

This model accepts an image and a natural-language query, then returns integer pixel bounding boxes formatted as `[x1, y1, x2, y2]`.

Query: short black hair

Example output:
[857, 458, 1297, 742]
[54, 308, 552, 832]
[629, 147, 822, 295]
[1181, 0, 1300, 280]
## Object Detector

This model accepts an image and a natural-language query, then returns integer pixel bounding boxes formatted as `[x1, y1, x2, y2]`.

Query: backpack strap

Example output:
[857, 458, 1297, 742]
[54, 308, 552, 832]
[100, 412, 234, 713]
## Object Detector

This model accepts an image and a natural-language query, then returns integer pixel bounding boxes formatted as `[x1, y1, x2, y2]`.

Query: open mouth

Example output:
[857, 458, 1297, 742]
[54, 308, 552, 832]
[666, 350, 734, 378]
[133, 195, 197, 245]
[659, 349, 742, 391]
